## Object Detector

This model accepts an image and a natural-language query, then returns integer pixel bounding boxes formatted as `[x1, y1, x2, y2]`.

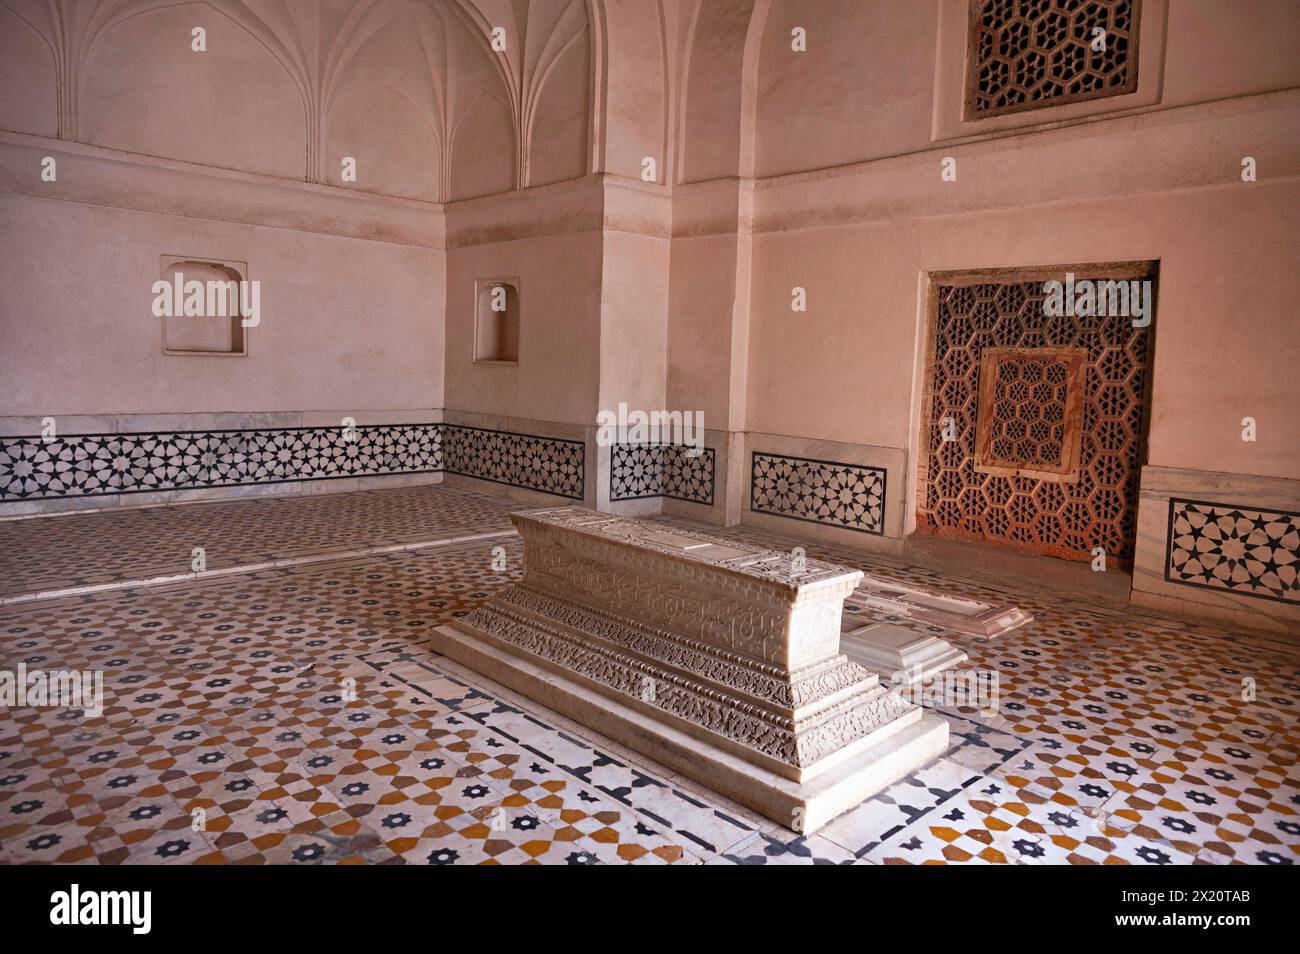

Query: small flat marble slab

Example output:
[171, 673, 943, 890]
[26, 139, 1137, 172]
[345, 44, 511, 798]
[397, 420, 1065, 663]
[850, 577, 1032, 638]
[840, 622, 969, 684]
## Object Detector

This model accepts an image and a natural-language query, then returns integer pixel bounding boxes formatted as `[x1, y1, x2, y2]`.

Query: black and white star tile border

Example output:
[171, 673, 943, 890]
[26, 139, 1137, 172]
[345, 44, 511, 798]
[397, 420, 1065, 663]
[609, 443, 662, 500]
[663, 445, 715, 505]
[749, 451, 886, 535]
[0, 423, 584, 502]
[1165, 498, 1300, 605]
[608, 443, 715, 505]
[0, 425, 443, 499]
[441, 424, 584, 501]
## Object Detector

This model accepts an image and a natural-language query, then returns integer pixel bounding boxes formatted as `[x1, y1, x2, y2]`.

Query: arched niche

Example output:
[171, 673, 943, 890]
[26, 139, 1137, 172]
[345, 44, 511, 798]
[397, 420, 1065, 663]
[0, 4, 58, 137]
[326, 88, 440, 201]
[752, 0, 935, 178]
[676, 0, 758, 183]
[80, 1, 306, 179]
[526, 26, 591, 187]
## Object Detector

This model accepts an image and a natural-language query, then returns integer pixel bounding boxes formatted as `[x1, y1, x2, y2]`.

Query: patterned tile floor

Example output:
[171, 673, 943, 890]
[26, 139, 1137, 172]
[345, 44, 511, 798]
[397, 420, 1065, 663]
[0, 483, 524, 599]
[1, 486, 1296, 864]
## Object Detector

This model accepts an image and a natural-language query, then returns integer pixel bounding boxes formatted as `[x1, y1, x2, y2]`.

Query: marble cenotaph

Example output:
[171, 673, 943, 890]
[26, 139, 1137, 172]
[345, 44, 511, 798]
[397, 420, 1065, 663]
[431, 508, 949, 834]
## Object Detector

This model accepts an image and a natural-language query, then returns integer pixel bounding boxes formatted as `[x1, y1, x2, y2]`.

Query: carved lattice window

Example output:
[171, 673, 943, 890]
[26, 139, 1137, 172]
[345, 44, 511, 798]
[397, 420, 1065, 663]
[918, 268, 1154, 564]
[965, 0, 1141, 119]
[974, 347, 1085, 482]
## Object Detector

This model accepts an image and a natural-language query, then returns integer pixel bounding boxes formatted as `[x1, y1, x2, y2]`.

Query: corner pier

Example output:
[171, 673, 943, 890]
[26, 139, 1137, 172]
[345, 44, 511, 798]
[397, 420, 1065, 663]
[431, 508, 948, 834]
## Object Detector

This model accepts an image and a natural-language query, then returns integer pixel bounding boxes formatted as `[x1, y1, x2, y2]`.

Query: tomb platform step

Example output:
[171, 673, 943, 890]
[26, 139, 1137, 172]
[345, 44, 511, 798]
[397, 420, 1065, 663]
[432, 615, 949, 835]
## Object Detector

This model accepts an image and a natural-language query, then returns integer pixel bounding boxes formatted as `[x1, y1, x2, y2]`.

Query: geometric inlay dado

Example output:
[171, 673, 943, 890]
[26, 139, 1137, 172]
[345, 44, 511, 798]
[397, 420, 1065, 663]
[441, 425, 584, 501]
[751, 452, 886, 536]
[965, 0, 1141, 119]
[609, 443, 715, 505]
[609, 442, 663, 500]
[1165, 498, 1300, 605]
[974, 346, 1086, 482]
[0, 423, 584, 502]
[919, 271, 1153, 563]
[661, 445, 715, 505]
[0, 424, 442, 500]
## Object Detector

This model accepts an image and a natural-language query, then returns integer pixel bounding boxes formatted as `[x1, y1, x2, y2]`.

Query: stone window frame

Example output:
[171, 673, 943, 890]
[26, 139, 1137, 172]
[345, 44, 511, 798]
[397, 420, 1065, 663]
[961, 0, 1144, 122]
[973, 345, 1088, 482]
[914, 260, 1158, 564]
[962, 0, 1142, 121]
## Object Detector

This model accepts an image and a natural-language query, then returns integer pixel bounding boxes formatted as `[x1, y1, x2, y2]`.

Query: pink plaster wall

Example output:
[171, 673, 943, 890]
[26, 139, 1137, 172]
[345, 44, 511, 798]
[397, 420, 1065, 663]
[661, 0, 1300, 489]
[78, 3, 306, 179]
[677, 0, 754, 184]
[599, 229, 669, 416]
[0, 0, 595, 424]
[749, 0, 1300, 177]
[601, 0, 670, 182]
[667, 231, 745, 428]
[442, 229, 602, 425]
[754, 0, 936, 178]
[0, 192, 444, 416]
[1161, 0, 1300, 107]
[745, 175, 1300, 481]
[0, 5, 58, 138]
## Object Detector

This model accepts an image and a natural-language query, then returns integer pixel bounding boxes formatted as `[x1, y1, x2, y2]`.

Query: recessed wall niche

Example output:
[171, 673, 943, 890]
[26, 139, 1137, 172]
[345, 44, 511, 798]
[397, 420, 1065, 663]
[473, 278, 520, 364]
[159, 256, 250, 356]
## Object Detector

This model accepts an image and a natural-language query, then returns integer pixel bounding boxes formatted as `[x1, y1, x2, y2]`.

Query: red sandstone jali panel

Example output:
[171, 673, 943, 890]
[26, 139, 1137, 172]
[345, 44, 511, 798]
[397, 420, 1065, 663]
[918, 266, 1155, 564]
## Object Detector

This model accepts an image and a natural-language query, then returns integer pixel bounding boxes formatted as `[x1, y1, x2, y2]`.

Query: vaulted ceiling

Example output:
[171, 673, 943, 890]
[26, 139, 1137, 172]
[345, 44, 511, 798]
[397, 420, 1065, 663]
[0, 0, 597, 200]
[0, 0, 930, 200]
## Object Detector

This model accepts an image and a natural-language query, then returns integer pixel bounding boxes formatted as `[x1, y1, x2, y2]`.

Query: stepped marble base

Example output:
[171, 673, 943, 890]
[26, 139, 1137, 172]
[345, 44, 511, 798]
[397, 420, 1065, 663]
[432, 616, 949, 834]
[840, 622, 969, 684]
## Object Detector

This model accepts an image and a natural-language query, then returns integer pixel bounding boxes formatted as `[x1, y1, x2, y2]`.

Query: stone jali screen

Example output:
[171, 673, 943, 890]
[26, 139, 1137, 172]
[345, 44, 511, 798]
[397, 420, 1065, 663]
[918, 271, 1153, 564]
[965, 0, 1141, 119]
